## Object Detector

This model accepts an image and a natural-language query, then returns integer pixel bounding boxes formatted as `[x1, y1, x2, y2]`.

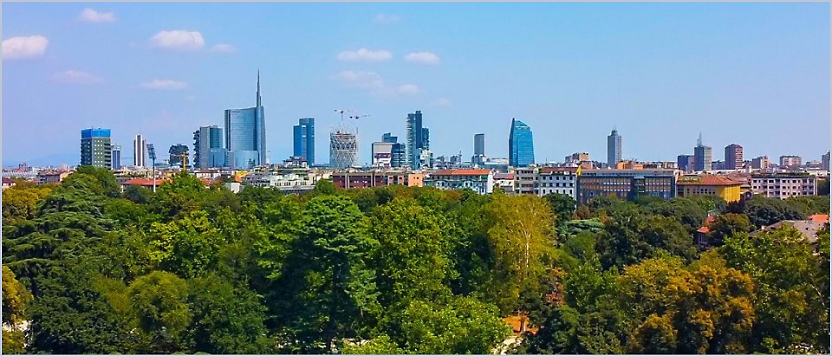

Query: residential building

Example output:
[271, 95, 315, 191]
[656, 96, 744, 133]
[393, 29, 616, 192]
[493, 173, 516, 194]
[606, 129, 622, 167]
[331, 171, 424, 189]
[111, 144, 122, 170]
[779, 155, 802, 168]
[193, 125, 226, 169]
[509, 118, 535, 167]
[823, 151, 830, 171]
[371, 142, 394, 168]
[751, 156, 770, 170]
[677, 154, 695, 172]
[676, 175, 742, 202]
[693, 134, 712, 172]
[2, 177, 16, 191]
[576, 169, 677, 205]
[406, 110, 429, 169]
[566, 152, 590, 164]
[293, 118, 315, 164]
[225, 72, 266, 169]
[751, 173, 818, 199]
[80, 128, 112, 168]
[616, 160, 643, 170]
[133, 134, 147, 167]
[37, 171, 70, 184]
[537, 167, 577, 198]
[425, 169, 494, 195]
[514, 167, 537, 195]
[724, 144, 743, 170]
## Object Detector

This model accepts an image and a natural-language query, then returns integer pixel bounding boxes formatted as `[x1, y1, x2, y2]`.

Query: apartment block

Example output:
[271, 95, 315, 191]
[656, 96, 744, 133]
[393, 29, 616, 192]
[751, 173, 818, 199]
[576, 169, 677, 205]
[424, 169, 493, 195]
[536, 167, 577, 198]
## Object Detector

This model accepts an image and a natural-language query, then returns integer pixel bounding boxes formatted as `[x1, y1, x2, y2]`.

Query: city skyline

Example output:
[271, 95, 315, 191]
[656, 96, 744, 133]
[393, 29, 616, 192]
[3, 3, 829, 167]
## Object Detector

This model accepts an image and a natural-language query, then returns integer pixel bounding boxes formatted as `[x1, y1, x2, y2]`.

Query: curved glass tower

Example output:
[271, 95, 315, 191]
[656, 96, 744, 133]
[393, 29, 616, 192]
[225, 71, 267, 169]
[509, 118, 535, 167]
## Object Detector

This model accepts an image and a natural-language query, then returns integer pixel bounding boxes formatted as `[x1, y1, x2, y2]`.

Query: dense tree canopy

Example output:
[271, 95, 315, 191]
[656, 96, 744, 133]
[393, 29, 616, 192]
[1, 167, 828, 354]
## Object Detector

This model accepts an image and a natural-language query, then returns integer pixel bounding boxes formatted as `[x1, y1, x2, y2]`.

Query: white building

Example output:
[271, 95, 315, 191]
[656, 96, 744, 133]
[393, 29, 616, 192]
[492, 173, 515, 194]
[371, 142, 393, 169]
[424, 169, 494, 195]
[514, 167, 537, 195]
[536, 167, 577, 198]
[751, 174, 818, 199]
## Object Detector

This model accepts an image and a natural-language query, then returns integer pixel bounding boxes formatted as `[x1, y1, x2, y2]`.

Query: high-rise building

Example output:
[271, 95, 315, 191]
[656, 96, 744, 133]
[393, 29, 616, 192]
[406, 111, 430, 168]
[779, 155, 802, 168]
[133, 134, 147, 167]
[677, 154, 695, 172]
[382, 132, 398, 144]
[330, 130, 358, 169]
[474, 133, 485, 156]
[391, 143, 407, 168]
[724, 144, 744, 170]
[371, 142, 394, 168]
[607, 129, 622, 167]
[111, 144, 121, 170]
[168, 144, 190, 167]
[751, 156, 770, 170]
[293, 118, 315, 164]
[509, 118, 535, 167]
[823, 151, 830, 171]
[80, 128, 112, 168]
[193, 125, 226, 169]
[225, 71, 266, 169]
[693, 134, 712, 172]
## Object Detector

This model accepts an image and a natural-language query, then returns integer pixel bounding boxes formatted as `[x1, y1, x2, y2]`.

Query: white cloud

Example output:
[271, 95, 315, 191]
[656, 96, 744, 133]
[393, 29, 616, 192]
[53, 70, 104, 84]
[141, 79, 187, 90]
[210, 43, 237, 53]
[431, 98, 452, 107]
[397, 84, 421, 96]
[337, 48, 392, 63]
[150, 30, 205, 51]
[333, 70, 385, 90]
[373, 13, 400, 24]
[2, 35, 48, 60]
[405, 52, 441, 65]
[79, 8, 116, 23]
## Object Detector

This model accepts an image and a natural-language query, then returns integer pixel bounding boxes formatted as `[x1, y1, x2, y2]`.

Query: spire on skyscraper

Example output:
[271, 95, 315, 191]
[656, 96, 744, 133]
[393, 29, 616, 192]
[256, 69, 261, 108]
[697, 132, 703, 146]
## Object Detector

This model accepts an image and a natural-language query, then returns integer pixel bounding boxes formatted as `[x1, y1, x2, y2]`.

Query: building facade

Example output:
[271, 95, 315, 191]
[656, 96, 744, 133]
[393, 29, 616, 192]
[576, 169, 677, 205]
[406, 111, 430, 169]
[676, 175, 742, 202]
[823, 151, 830, 171]
[472, 133, 486, 166]
[751, 173, 818, 199]
[693, 134, 712, 172]
[132, 134, 147, 168]
[371, 142, 394, 168]
[80, 128, 112, 168]
[607, 129, 622, 167]
[724, 144, 744, 170]
[779, 155, 802, 168]
[111, 144, 122, 170]
[677, 154, 695, 172]
[425, 169, 494, 195]
[751, 156, 771, 170]
[514, 167, 537, 195]
[537, 167, 577, 198]
[194, 125, 226, 169]
[330, 131, 359, 169]
[225, 72, 266, 169]
[293, 118, 315, 165]
[509, 118, 535, 167]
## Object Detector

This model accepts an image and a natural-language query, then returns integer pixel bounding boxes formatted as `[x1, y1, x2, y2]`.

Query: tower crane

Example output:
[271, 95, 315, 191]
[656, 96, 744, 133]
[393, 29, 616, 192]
[170, 152, 189, 172]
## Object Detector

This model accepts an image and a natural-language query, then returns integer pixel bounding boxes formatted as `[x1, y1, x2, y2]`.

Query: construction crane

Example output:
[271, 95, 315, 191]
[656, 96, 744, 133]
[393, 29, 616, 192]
[170, 152, 189, 172]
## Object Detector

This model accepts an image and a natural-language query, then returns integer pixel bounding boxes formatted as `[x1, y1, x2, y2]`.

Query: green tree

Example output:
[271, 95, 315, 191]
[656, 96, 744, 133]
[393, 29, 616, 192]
[707, 213, 754, 246]
[2, 265, 33, 354]
[543, 193, 577, 225]
[125, 271, 192, 354]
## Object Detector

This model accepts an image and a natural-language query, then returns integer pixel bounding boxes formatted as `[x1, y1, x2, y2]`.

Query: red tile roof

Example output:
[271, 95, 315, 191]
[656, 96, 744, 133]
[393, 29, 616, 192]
[809, 214, 830, 223]
[123, 178, 171, 186]
[697, 215, 717, 234]
[494, 173, 515, 180]
[678, 175, 741, 187]
[2, 177, 16, 185]
[433, 169, 490, 176]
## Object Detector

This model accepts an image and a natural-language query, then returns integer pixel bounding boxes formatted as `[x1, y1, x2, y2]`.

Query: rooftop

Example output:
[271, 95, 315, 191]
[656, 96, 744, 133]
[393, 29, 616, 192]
[678, 175, 742, 187]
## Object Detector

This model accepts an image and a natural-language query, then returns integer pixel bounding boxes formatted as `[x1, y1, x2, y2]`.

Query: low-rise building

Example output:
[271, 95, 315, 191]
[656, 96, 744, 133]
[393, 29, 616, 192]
[493, 173, 515, 194]
[424, 169, 494, 195]
[514, 167, 537, 195]
[2, 177, 16, 191]
[750, 214, 829, 242]
[576, 169, 677, 205]
[37, 171, 71, 184]
[676, 175, 742, 202]
[330, 170, 424, 189]
[751, 173, 818, 199]
[536, 167, 577, 198]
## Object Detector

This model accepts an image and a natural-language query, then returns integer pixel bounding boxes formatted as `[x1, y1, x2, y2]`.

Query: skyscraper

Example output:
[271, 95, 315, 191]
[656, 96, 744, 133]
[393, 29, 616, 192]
[724, 144, 744, 170]
[607, 129, 622, 167]
[382, 132, 398, 143]
[193, 125, 226, 169]
[80, 128, 112, 168]
[406, 110, 430, 168]
[293, 118, 315, 164]
[822, 151, 830, 171]
[225, 71, 266, 169]
[133, 134, 147, 167]
[509, 118, 535, 167]
[693, 133, 712, 171]
[472, 133, 486, 166]
[111, 144, 121, 170]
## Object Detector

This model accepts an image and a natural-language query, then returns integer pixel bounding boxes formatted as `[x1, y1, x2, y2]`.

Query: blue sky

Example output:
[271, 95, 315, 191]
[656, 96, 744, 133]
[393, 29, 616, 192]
[3, 2, 830, 167]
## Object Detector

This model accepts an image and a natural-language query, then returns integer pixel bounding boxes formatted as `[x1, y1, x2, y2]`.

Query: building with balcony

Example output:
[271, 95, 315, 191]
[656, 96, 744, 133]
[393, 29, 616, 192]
[751, 173, 818, 199]
[536, 167, 578, 198]
[676, 175, 742, 202]
[424, 169, 494, 195]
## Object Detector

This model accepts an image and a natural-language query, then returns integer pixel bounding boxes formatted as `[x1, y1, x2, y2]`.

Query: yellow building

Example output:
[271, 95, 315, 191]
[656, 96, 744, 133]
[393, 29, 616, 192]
[676, 175, 742, 202]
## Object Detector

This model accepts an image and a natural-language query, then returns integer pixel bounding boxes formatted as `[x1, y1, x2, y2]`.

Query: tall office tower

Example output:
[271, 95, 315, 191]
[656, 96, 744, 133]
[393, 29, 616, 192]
[193, 125, 226, 169]
[406, 110, 429, 168]
[293, 118, 315, 164]
[472, 133, 486, 166]
[225, 71, 267, 169]
[111, 144, 122, 170]
[607, 129, 622, 167]
[509, 118, 535, 167]
[133, 134, 147, 167]
[382, 132, 398, 143]
[80, 128, 112, 168]
[693, 133, 712, 171]
[391, 143, 407, 168]
[330, 130, 358, 169]
[677, 154, 695, 172]
[823, 151, 830, 171]
[724, 144, 744, 170]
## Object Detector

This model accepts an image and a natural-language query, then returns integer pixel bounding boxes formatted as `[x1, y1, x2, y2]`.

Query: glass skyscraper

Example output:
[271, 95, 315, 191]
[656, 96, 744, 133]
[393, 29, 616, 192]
[293, 118, 315, 164]
[194, 125, 226, 168]
[607, 129, 622, 167]
[509, 118, 535, 167]
[225, 72, 266, 169]
[80, 128, 112, 168]
[406, 110, 430, 168]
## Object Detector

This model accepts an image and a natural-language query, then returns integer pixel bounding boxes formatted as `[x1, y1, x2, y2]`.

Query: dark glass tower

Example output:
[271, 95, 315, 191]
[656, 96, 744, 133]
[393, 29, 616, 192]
[607, 129, 622, 167]
[293, 118, 315, 164]
[509, 118, 535, 167]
